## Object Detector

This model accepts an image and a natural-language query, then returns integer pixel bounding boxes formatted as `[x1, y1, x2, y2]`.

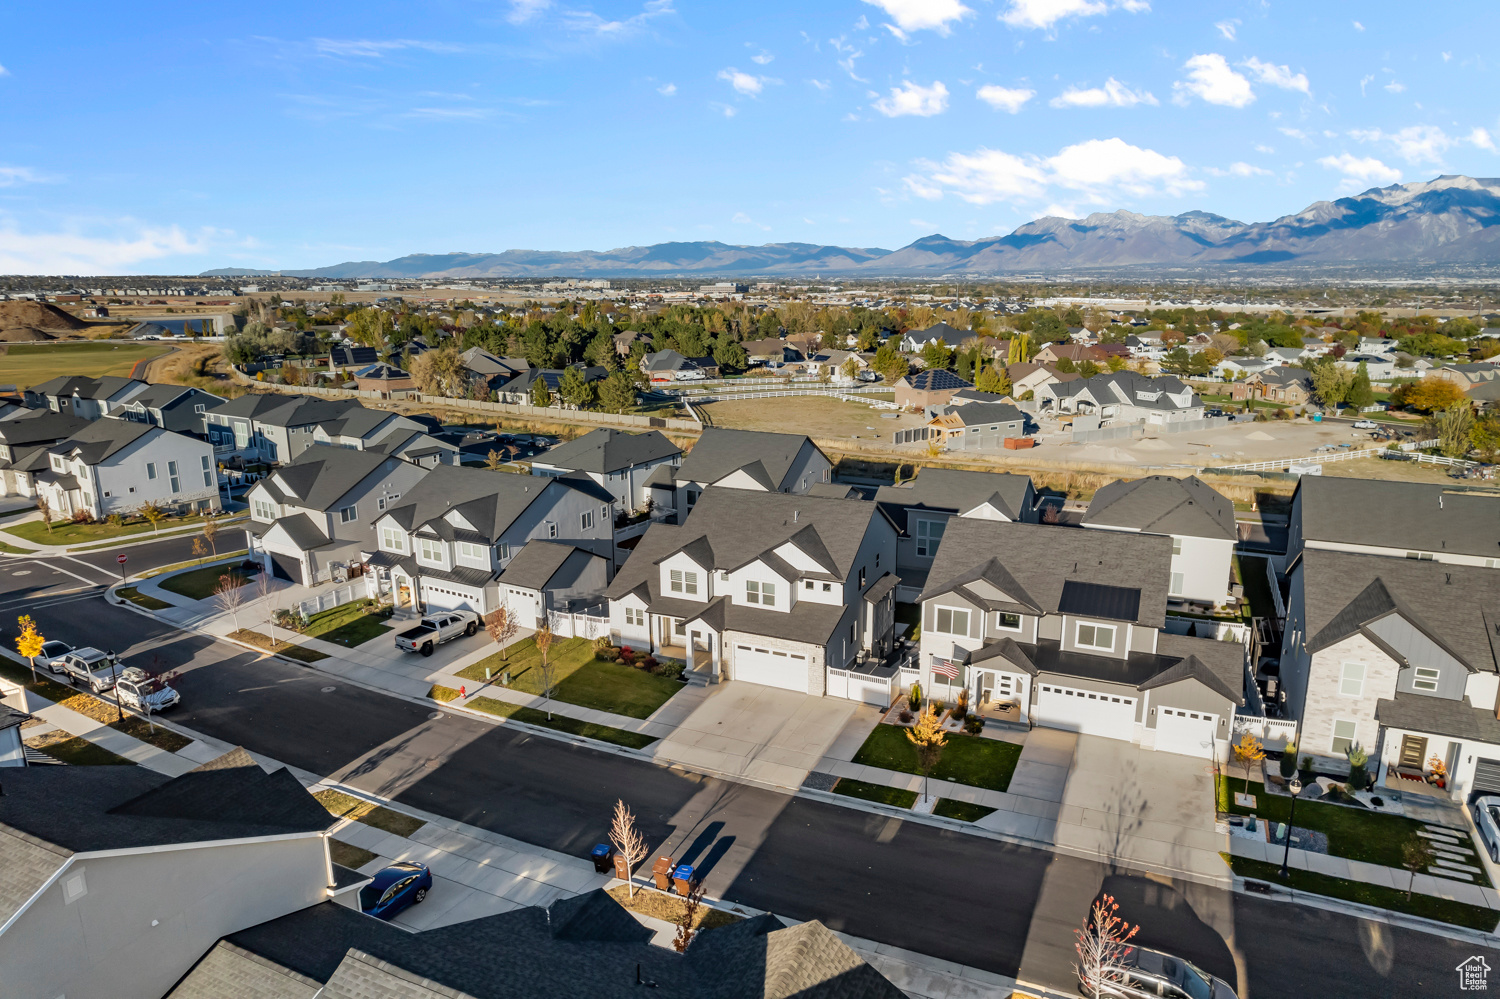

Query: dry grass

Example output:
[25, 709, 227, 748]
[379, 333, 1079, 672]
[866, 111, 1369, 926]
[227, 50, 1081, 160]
[329, 839, 379, 870]
[24, 728, 134, 765]
[55, 690, 192, 752]
[313, 789, 427, 837]
[153, 343, 252, 397]
[606, 885, 745, 931]
[228, 628, 330, 663]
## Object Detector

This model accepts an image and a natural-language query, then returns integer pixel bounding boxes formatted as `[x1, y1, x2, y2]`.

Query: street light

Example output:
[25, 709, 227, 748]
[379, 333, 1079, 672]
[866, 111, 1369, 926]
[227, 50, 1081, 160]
[1279, 775, 1302, 879]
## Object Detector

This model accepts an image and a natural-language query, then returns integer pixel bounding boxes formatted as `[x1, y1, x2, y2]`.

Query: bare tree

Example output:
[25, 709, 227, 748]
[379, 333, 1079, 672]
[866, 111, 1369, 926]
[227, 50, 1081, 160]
[35, 495, 52, 535]
[534, 622, 556, 720]
[201, 517, 219, 559]
[1074, 894, 1140, 998]
[609, 798, 649, 899]
[1402, 834, 1435, 900]
[673, 879, 706, 954]
[191, 536, 209, 565]
[484, 604, 519, 672]
[257, 568, 277, 645]
[213, 573, 246, 632]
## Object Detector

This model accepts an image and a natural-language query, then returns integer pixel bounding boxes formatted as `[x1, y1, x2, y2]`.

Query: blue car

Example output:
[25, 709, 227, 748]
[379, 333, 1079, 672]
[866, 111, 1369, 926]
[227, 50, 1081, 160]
[358, 862, 432, 920]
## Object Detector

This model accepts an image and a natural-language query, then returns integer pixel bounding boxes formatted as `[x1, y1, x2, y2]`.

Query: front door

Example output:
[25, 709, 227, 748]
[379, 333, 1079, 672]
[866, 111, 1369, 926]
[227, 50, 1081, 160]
[1399, 734, 1428, 770]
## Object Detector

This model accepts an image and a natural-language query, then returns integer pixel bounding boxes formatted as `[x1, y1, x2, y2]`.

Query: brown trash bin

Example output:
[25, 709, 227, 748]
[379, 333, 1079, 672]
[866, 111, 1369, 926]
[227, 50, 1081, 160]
[651, 856, 676, 891]
[613, 853, 631, 881]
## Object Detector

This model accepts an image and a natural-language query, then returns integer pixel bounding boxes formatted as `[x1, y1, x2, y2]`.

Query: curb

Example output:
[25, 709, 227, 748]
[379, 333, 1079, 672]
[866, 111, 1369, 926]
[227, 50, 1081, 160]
[1230, 874, 1500, 947]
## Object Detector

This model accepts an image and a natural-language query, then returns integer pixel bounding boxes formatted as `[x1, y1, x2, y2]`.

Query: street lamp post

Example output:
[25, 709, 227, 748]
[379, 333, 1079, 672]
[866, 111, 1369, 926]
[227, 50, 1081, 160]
[1279, 775, 1302, 879]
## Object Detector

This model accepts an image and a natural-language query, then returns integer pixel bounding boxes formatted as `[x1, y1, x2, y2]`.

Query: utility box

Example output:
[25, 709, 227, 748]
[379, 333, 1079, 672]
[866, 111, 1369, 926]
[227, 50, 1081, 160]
[651, 856, 676, 891]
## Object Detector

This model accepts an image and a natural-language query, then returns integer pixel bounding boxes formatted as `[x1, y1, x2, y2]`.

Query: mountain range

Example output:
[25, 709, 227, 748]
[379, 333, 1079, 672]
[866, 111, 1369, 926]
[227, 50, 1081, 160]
[202, 175, 1500, 279]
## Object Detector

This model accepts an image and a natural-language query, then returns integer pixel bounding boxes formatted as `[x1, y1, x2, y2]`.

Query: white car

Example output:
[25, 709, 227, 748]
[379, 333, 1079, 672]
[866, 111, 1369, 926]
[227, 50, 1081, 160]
[1474, 795, 1500, 863]
[1352, 419, 1378, 429]
[114, 667, 181, 714]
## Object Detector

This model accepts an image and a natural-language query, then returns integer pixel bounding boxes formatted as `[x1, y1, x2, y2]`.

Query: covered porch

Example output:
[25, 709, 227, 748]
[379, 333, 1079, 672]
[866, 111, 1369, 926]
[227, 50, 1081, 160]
[649, 609, 721, 679]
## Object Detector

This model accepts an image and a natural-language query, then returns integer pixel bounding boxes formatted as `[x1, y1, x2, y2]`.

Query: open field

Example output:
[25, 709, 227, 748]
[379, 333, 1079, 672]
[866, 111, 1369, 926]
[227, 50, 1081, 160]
[698, 394, 928, 441]
[0, 341, 172, 388]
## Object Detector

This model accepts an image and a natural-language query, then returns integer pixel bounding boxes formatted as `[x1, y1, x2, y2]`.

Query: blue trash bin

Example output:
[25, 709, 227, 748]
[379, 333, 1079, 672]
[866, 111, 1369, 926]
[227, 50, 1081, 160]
[672, 864, 695, 894]
[591, 843, 614, 874]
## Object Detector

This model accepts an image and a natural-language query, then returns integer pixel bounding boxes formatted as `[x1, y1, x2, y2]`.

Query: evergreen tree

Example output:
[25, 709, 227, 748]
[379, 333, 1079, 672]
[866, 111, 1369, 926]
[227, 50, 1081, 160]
[1347, 361, 1374, 410]
[599, 372, 637, 413]
[531, 376, 553, 407]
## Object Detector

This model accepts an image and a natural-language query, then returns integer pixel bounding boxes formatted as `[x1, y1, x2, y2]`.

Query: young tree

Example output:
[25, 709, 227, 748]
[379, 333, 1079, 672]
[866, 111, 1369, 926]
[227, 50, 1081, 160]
[35, 495, 52, 535]
[974, 362, 1011, 396]
[531, 377, 553, 408]
[1434, 403, 1476, 458]
[257, 568, 278, 646]
[558, 366, 596, 409]
[15, 614, 44, 682]
[1074, 894, 1140, 998]
[485, 449, 505, 471]
[534, 622, 556, 720]
[673, 879, 707, 954]
[609, 798, 649, 899]
[191, 536, 209, 565]
[202, 517, 219, 559]
[598, 371, 637, 413]
[904, 703, 947, 804]
[1401, 833, 1435, 900]
[213, 573, 246, 632]
[1309, 364, 1355, 412]
[920, 341, 952, 371]
[1346, 361, 1375, 411]
[139, 501, 168, 533]
[484, 604, 519, 668]
[1007, 333, 1033, 365]
[1232, 732, 1266, 793]
[840, 357, 863, 383]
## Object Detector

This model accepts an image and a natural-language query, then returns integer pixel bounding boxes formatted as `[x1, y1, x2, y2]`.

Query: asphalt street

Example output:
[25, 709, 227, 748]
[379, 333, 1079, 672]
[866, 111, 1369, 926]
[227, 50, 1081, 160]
[1, 541, 1496, 997]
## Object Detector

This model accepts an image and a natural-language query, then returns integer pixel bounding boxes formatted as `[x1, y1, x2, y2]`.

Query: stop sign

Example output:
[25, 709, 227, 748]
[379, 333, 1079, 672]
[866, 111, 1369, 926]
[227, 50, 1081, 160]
[117, 555, 127, 564]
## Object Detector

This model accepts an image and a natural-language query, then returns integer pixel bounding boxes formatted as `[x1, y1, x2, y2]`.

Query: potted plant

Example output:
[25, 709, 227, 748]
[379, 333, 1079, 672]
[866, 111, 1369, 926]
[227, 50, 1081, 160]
[953, 688, 969, 723]
[1345, 745, 1369, 793]
[1279, 739, 1298, 785]
[1428, 755, 1448, 789]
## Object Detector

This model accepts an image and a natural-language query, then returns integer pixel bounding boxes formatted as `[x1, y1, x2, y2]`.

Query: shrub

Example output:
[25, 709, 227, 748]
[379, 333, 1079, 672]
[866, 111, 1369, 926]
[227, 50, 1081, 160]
[641, 656, 658, 671]
[908, 682, 922, 711]
[106, 513, 126, 527]
[898, 710, 913, 723]
[71, 510, 93, 524]
[963, 715, 984, 735]
[953, 688, 969, 722]
[658, 660, 685, 681]
[620, 647, 637, 664]
[593, 635, 613, 652]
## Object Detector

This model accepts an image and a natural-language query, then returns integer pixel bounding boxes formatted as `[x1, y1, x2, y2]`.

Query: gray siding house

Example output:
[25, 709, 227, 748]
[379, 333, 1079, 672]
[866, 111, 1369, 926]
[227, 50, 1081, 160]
[530, 428, 682, 513]
[112, 383, 226, 435]
[667, 428, 832, 524]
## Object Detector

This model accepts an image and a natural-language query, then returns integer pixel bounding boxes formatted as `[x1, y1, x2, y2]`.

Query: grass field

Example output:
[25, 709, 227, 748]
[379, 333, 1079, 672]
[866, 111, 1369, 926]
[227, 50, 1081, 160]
[832, 777, 918, 808]
[159, 565, 247, 600]
[313, 789, 427, 837]
[0, 341, 171, 388]
[853, 724, 1023, 792]
[429, 684, 658, 748]
[1226, 855, 1497, 930]
[6, 513, 213, 546]
[117, 586, 173, 610]
[698, 394, 928, 442]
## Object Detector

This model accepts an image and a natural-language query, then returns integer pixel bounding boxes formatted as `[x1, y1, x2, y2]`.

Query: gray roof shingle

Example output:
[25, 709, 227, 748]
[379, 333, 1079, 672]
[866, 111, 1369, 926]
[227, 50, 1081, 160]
[1082, 475, 1237, 541]
[875, 467, 1033, 528]
[263, 445, 407, 513]
[1295, 476, 1500, 559]
[674, 428, 824, 491]
[535, 428, 681, 474]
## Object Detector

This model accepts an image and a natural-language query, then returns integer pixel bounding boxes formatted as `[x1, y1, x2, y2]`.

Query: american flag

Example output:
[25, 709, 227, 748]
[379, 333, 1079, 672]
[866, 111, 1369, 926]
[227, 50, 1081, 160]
[930, 657, 961, 679]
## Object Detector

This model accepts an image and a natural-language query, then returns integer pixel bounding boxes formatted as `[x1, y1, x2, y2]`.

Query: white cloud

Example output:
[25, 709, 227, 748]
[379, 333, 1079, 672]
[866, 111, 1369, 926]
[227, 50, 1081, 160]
[0, 166, 44, 187]
[830, 36, 867, 82]
[1352, 20, 1364, 31]
[861, 0, 972, 36]
[561, 0, 674, 37]
[976, 84, 1035, 113]
[1350, 125, 1453, 164]
[1207, 161, 1272, 177]
[1050, 77, 1156, 108]
[506, 0, 551, 24]
[0, 64, 9, 77]
[1278, 127, 1308, 140]
[874, 79, 949, 117]
[1318, 153, 1401, 190]
[1255, 144, 1275, 153]
[1470, 127, 1496, 152]
[1172, 53, 1254, 108]
[904, 136, 1198, 207]
[1242, 57, 1309, 95]
[1384, 80, 1405, 93]
[657, 83, 676, 96]
[1442, 51, 1452, 62]
[1000, 0, 1146, 31]
[1359, 74, 1374, 97]
[732, 212, 771, 231]
[751, 50, 774, 65]
[808, 78, 831, 91]
[718, 68, 766, 96]
[910, 218, 937, 227]
[709, 102, 737, 117]
[310, 38, 465, 57]
[1214, 19, 1238, 40]
[0, 225, 209, 275]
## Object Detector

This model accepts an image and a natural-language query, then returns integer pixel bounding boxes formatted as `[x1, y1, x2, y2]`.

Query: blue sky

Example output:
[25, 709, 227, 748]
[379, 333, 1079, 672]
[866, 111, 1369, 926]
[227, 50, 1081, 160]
[1, 1, 1497, 273]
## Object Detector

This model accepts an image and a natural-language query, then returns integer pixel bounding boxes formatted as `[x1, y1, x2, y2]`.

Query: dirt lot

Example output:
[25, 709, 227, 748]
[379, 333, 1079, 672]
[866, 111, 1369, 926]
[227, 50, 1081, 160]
[1041, 419, 1402, 470]
[698, 394, 926, 442]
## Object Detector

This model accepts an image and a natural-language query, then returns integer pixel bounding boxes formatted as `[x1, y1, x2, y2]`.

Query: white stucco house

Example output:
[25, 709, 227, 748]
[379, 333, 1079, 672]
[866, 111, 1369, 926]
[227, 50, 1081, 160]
[35, 419, 220, 520]
[1081, 474, 1238, 606]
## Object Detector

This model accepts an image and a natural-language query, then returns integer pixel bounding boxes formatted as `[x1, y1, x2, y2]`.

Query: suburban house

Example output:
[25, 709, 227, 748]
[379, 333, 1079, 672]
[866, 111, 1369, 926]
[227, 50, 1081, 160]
[874, 468, 1038, 600]
[742, 337, 803, 366]
[926, 401, 1028, 452]
[493, 365, 609, 405]
[899, 321, 971, 352]
[918, 518, 1244, 760]
[168, 889, 903, 999]
[1008, 361, 1080, 399]
[36, 419, 220, 519]
[0, 748, 343, 999]
[1214, 357, 1276, 381]
[245, 444, 430, 585]
[351, 362, 417, 398]
[530, 428, 682, 513]
[605, 488, 899, 697]
[642, 349, 718, 383]
[327, 345, 379, 374]
[0, 410, 92, 498]
[205, 395, 368, 463]
[24, 375, 148, 419]
[307, 406, 438, 456]
[1081, 475, 1238, 606]
[806, 348, 869, 382]
[364, 464, 615, 616]
[1335, 354, 1403, 381]
[1431, 361, 1500, 388]
[1286, 476, 1500, 568]
[1278, 549, 1500, 799]
[893, 368, 972, 410]
[494, 539, 613, 629]
[1035, 343, 1108, 366]
[459, 346, 529, 388]
[1037, 372, 1202, 425]
[110, 383, 226, 435]
[666, 428, 832, 524]
[1232, 366, 1313, 405]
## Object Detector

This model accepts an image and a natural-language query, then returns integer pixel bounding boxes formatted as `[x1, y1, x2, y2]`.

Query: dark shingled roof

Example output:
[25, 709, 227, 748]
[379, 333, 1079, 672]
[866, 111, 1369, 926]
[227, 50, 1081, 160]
[1376, 692, 1500, 744]
[1294, 476, 1500, 559]
[49, 418, 158, 464]
[499, 540, 604, 591]
[380, 464, 610, 543]
[260, 445, 407, 512]
[904, 368, 972, 392]
[907, 321, 970, 346]
[1082, 474, 1237, 541]
[875, 467, 1034, 528]
[534, 428, 681, 474]
[674, 428, 825, 492]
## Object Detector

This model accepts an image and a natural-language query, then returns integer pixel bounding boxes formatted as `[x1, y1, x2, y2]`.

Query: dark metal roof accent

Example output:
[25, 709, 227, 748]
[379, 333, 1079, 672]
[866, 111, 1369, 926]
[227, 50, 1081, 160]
[1057, 580, 1142, 623]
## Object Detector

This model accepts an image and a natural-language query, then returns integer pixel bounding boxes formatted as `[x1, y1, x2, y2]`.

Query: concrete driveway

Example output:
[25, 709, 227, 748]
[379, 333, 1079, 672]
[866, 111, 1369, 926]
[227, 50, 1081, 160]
[649, 682, 874, 790]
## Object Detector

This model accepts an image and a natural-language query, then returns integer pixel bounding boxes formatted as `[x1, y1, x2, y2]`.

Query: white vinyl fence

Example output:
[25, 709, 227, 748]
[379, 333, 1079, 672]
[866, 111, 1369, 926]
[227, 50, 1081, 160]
[547, 607, 609, 640]
[295, 583, 365, 621]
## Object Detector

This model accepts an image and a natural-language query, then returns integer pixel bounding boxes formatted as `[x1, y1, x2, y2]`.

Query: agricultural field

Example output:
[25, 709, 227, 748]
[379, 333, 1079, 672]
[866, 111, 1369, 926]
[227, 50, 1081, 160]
[697, 394, 927, 442]
[0, 341, 172, 389]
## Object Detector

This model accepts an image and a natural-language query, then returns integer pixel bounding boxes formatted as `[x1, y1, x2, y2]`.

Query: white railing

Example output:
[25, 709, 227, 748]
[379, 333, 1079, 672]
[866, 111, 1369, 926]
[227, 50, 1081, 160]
[547, 607, 609, 640]
[1233, 713, 1298, 750]
[683, 386, 892, 403]
[1405, 451, 1481, 469]
[1209, 438, 1438, 472]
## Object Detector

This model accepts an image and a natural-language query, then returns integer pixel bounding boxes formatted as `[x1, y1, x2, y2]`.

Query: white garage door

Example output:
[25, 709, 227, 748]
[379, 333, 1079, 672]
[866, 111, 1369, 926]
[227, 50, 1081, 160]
[1036, 683, 1135, 737]
[1154, 708, 1218, 758]
[423, 583, 480, 613]
[733, 644, 809, 693]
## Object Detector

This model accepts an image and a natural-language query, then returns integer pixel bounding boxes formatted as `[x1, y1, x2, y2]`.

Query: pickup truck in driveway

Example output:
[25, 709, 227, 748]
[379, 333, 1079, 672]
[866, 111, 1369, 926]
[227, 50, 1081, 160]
[395, 611, 480, 656]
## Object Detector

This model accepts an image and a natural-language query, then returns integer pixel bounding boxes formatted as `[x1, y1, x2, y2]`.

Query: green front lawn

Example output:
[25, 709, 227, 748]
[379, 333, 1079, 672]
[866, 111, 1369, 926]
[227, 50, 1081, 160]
[24, 729, 134, 765]
[228, 628, 330, 662]
[5, 513, 213, 546]
[1220, 777, 1491, 885]
[853, 723, 1022, 792]
[431, 685, 657, 748]
[1226, 855, 1497, 931]
[117, 586, 172, 610]
[458, 637, 681, 719]
[301, 600, 393, 648]
[933, 799, 997, 822]
[313, 789, 426, 837]
[833, 777, 918, 808]
[158, 564, 247, 600]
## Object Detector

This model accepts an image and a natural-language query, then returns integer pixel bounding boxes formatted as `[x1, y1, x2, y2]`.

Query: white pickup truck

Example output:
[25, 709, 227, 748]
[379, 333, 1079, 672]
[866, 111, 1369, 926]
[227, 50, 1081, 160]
[394, 610, 480, 656]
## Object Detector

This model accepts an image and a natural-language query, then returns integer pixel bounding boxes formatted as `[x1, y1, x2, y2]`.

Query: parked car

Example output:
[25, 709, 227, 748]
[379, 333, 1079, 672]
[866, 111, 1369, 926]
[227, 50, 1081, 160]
[114, 666, 180, 714]
[1082, 945, 1236, 999]
[34, 640, 72, 666]
[48, 647, 122, 692]
[358, 862, 432, 921]
[1474, 795, 1500, 863]
[1352, 419, 1378, 429]
[394, 610, 479, 656]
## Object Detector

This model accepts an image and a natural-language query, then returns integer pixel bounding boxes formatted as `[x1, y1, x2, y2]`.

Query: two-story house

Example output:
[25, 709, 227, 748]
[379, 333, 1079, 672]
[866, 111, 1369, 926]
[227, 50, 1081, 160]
[605, 488, 899, 696]
[1081, 474, 1238, 606]
[873, 468, 1038, 600]
[36, 420, 220, 520]
[918, 518, 1244, 760]
[1287, 476, 1500, 568]
[665, 428, 833, 524]
[204, 395, 364, 464]
[24, 375, 148, 419]
[245, 445, 430, 586]
[308, 407, 458, 467]
[110, 383, 226, 435]
[530, 428, 682, 514]
[1278, 548, 1500, 798]
[364, 464, 615, 615]
[0, 410, 92, 499]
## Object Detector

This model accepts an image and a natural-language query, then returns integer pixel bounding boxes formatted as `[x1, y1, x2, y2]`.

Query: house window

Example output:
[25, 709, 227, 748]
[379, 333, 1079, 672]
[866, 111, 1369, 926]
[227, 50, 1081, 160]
[822, 582, 832, 592]
[1340, 662, 1365, 698]
[1331, 719, 1358, 756]
[624, 606, 645, 627]
[746, 580, 776, 606]
[805, 580, 814, 590]
[253, 499, 276, 521]
[1171, 537, 1183, 556]
[146, 461, 157, 480]
[458, 542, 487, 562]
[167, 460, 180, 493]
[996, 612, 1021, 631]
[1412, 667, 1440, 692]
[875, 553, 880, 567]
[233, 422, 250, 448]
[915, 519, 946, 557]
[686, 489, 699, 508]
[859, 568, 866, 588]
[194, 403, 206, 414]
[546, 521, 558, 539]
[935, 607, 970, 635]
[1170, 572, 1185, 596]
[1075, 622, 1116, 652]
[381, 527, 405, 552]
[498, 542, 511, 560]
[581, 510, 594, 531]
[1405, 551, 1434, 561]
[670, 569, 698, 595]
[419, 538, 444, 562]
[200, 454, 213, 487]
[339, 505, 357, 523]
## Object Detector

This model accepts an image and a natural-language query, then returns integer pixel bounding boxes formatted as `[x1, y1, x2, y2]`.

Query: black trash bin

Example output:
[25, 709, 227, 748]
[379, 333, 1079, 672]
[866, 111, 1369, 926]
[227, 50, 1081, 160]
[590, 843, 615, 874]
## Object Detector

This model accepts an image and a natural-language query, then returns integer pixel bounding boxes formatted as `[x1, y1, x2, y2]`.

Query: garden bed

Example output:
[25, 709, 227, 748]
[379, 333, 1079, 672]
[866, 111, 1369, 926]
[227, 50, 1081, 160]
[606, 886, 744, 931]
[459, 637, 682, 719]
[853, 723, 1022, 792]
[228, 629, 330, 662]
